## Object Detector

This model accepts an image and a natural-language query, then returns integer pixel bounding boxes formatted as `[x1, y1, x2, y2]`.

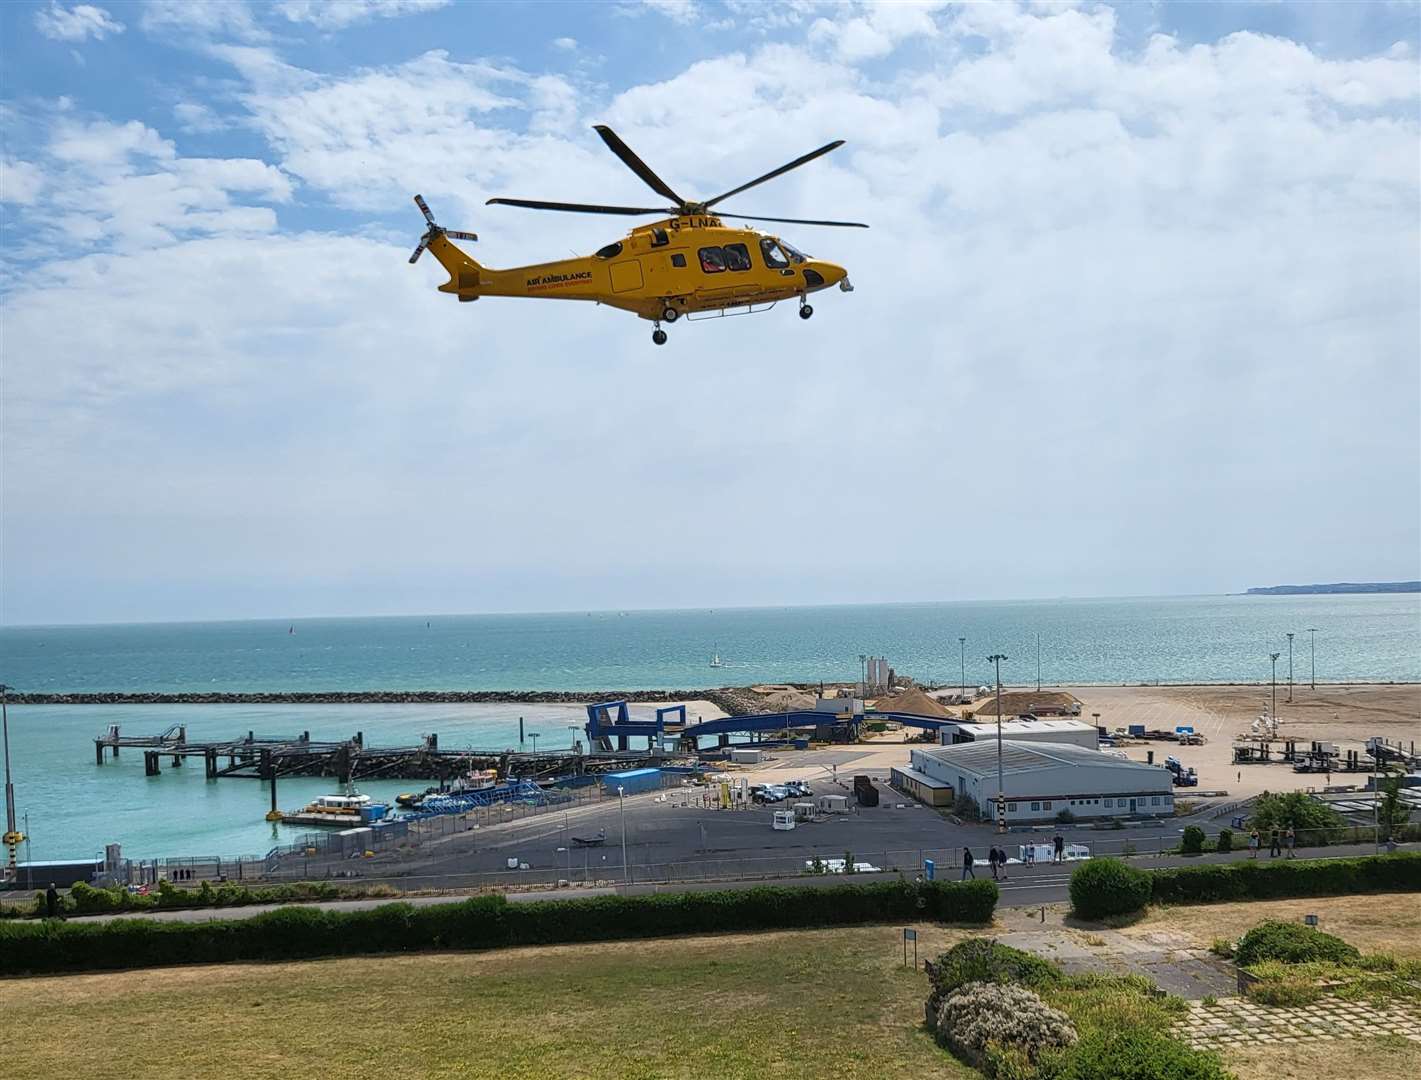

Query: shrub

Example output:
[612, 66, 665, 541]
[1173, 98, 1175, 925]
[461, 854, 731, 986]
[927, 938, 1061, 1013]
[1069, 859, 1152, 920]
[1234, 920, 1361, 967]
[953, 794, 982, 822]
[1055, 1027, 1230, 1080]
[1181, 826, 1205, 855]
[0, 878, 997, 976]
[934, 981, 1077, 1070]
[1055, 808, 1076, 825]
[1249, 791, 1346, 843]
[1149, 852, 1421, 906]
[1215, 828, 1233, 853]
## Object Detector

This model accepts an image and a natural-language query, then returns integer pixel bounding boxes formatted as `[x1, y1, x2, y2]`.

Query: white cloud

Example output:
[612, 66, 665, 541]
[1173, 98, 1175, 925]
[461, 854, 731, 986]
[2, 159, 47, 204]
[275, 0, 450, 30]
[33, 2, 124, 42]
[139, 0, 267, 42]
[622, 0, 701, 24]
[808, 0, 947, 62]
[552, 36, 577, 51]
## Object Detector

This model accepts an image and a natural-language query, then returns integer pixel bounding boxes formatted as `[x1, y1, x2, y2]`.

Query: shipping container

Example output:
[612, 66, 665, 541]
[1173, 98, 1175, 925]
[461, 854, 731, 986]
[601, 767, 662, 796]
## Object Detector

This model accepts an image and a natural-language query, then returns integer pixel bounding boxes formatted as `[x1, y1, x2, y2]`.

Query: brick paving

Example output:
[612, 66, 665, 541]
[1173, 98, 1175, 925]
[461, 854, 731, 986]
[1177, 997, 1421, 1049]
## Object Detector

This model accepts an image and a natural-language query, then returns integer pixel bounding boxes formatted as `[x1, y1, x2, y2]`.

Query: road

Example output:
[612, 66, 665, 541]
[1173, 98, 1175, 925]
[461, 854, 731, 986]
[60, 842, 1400, 924]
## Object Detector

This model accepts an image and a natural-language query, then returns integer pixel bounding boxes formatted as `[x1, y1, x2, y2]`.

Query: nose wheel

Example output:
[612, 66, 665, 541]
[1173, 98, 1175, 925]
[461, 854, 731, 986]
[799, 302, 814, 320]
[652, 326, 668, 345]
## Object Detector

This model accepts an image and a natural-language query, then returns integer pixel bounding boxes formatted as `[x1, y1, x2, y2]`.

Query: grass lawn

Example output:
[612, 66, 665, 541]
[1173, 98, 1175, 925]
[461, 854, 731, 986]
[1119, 892, 1421, 958]
[1225, 1035, 1421, 1080]
[0, 924, 980, 1080]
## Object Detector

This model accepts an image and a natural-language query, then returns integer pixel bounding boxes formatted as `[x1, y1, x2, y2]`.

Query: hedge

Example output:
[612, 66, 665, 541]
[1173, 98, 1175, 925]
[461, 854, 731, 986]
[1149, 852, 1421, 906]
[0, 877, 997, 976]
[1234, 920, 1361, 967]
[1069, 858, 1152, 920]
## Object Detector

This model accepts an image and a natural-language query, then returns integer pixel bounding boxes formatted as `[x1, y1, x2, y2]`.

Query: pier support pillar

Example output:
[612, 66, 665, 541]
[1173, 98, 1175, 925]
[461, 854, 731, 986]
[96, 741, 105, 766]
[335, 746, 351, 785]
[259, 749, 273, 780]
[144, 751, 160, 776]
[112, 743, 119, 757]
[172, 755, 182, 767]
[205, 749, 218, 779]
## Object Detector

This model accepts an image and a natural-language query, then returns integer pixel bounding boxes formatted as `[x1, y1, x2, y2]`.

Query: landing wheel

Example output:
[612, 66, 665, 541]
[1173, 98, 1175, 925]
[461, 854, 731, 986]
[652, 329, 668, 345]
[799, 304, 814, 320]
[661, 306, 680, 323]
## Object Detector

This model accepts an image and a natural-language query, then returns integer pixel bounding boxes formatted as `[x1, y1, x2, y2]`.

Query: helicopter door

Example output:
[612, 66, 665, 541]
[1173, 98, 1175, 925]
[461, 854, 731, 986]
[610, 259, 644, 293]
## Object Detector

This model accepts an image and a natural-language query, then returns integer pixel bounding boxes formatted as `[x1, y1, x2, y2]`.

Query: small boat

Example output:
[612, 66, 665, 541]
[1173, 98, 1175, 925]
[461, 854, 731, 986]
[279, 791, 386, 827]
[710, 647, 725, 668]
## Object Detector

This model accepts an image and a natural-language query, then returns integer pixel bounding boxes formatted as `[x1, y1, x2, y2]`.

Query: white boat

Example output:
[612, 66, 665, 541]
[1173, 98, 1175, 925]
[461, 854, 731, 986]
[710, 646, 725, 668]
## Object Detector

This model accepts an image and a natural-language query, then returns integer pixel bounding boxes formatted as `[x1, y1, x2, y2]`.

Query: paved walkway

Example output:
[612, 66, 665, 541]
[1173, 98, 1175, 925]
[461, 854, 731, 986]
[1178, 997, 1421, 1048]
[996, 924, 1239, 1000]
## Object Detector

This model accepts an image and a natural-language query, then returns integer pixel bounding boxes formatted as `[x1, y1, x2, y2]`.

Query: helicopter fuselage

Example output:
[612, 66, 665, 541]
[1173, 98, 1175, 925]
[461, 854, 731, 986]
[429, 216, 849, 322]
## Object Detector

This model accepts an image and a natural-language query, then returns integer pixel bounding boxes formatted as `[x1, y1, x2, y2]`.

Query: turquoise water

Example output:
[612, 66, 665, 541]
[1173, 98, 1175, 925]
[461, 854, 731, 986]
[3, 594, 1419, 692]
[0, 594, 1417, 860]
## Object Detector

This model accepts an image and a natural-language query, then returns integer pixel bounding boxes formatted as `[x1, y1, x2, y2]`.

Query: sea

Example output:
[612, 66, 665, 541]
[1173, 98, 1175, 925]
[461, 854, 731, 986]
[1, 593, 1417, 863]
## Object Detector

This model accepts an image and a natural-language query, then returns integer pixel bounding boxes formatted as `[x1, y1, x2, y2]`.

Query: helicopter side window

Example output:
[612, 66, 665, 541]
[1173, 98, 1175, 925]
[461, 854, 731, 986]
[670, 253, 686, 268]
[595, 241, 623, 259]
[760, 238, 789, 269]
[649, 228, 669, 247]
[723, 243, 751, 271]
[698, 246, 726, 273]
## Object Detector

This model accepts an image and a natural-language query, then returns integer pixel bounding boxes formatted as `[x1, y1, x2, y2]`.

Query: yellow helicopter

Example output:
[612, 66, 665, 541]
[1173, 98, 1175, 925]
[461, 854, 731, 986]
[409, 125, 865, 345]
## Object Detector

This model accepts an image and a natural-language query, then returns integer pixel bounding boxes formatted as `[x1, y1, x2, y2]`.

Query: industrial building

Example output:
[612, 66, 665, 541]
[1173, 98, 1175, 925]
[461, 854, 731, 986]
[907, 741, 1175, 822]
[942, 718, 1098, 752]
[888, 764, 954, 807]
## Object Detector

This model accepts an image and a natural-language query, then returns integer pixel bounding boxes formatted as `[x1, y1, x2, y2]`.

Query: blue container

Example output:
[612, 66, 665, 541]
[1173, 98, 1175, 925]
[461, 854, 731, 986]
[1128, 724, 1146, 736]
[602, 768, 661, 796]
[360, 803, 388, 823]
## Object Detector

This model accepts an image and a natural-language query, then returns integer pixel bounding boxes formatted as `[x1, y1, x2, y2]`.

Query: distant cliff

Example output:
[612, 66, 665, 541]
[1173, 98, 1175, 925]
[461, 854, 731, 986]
[1246, 582, 1421, 595]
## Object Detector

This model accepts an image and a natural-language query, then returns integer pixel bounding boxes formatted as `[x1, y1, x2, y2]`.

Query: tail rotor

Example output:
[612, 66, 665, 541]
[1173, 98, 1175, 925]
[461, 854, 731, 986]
[409, 194, 478, 264]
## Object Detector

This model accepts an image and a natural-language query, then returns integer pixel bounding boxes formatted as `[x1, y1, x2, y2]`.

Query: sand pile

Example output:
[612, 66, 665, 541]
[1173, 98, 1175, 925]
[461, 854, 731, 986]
[872, 687, 955, 718]
[759, 689, 816, 711]
[973, 690, 1081, 717]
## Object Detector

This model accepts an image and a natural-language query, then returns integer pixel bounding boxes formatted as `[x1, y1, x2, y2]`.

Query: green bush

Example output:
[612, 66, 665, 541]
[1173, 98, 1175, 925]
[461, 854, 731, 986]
[1249, 791, 1346, 843]
[1069, 859, 1152, 920]
[933, 981, 1077, 1071]
[1055, 1027, 1230, 1080]
[1215, 828, 1233, 853]
[927, 938, 1061, 1007]
[0, 878, 998, 976]
[1234, 920, 1361, 967]
[1181, 826, 1205, 855]
[1149, 852, 1421, 906]
[1055, 808, 1076, 825]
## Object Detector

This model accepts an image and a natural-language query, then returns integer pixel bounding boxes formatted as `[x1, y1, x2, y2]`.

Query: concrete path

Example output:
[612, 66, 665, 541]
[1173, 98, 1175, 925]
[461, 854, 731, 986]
[1178, 997, 1421, 1048]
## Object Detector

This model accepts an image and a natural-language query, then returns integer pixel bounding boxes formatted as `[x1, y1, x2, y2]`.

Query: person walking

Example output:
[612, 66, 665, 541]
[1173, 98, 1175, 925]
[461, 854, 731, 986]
[1285, 826, 1296, 858]
[1053, 834, 1065, 864]
[1269, 826, 1281, 858]
[961, 846, 975, 880]
[1248, 830, 1259, 858]
[1024, 842, 1035, 866]
[45, 882, 60, 919]
[988, 847, 1000, 881]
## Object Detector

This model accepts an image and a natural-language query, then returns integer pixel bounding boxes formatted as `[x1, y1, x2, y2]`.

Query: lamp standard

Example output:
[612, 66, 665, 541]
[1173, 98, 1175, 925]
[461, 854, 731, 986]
[617, 786, 630, 884]
[567, 724, 581, 752]
[1269, 653, 1280, 721]
[987, 655, 1008, 833]
[858, 654, 866, 699]
[1306, 628, 1318, 690]
[958, 638, 966, 702]
[1286, 632, 1294, 703]
[1036, 633, 1041, 692]
[529, 732, 541, 755]
[1, 683, 23, 883]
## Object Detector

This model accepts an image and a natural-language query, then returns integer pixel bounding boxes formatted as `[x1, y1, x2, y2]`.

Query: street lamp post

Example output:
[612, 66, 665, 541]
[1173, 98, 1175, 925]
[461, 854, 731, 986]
[567, 724, 581, 752]
[1, 684, 23, 883]
[1286, 632, 1294, 703]
[1307, 628, 1318, 690]
[958, 637, 966, 702]
[858, 654, 866, 700]
[617, 786, 630, 884]
[987, 655, 1008, 833]
[1269, 653, 1281, 721]
[529, 732, 541, 755]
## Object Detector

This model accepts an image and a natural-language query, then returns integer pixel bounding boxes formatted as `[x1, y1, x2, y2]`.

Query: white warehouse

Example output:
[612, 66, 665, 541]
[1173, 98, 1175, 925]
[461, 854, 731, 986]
[908, 740, 1175, 822]
[942, 718, 1098, 752]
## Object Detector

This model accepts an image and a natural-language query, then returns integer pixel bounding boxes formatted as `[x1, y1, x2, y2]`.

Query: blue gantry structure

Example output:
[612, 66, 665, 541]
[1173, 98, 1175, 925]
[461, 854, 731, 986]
[583, 700, 955, 751]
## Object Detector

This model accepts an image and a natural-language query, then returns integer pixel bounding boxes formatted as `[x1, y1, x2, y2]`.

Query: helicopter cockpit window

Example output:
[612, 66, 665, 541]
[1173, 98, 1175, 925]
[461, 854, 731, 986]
[779, 240, 809, 263]
[723, 243, 751, 271]
[649, 228, 669, 247]
[760, 238, 789, 269]
[698, 246, 726, 273]
[595, 241, 623, 259]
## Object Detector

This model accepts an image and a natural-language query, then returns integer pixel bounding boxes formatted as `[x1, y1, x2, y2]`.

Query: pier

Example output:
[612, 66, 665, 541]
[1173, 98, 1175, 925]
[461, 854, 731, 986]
[93, 723, 676, 783]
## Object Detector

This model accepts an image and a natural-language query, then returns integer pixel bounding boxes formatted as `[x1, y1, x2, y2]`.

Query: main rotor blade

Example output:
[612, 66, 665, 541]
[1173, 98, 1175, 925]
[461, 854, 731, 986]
[704, 141, 846, 208]
[716, 210, 869, 228]
[592, 124, 684, 206]
[486, 197, 669, 216]
[413, 194, 435, 225]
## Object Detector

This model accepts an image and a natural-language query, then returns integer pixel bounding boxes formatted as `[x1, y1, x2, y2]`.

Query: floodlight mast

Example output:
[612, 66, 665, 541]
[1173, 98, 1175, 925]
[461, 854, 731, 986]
[987, 655, 1008, 833]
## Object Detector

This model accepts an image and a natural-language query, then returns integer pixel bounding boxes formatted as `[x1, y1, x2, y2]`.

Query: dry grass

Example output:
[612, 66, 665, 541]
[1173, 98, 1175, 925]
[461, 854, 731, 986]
[1123, 893, 1421, 959]
[0, 924, 978, 1080]
[1225, 1035, 1421, 1080]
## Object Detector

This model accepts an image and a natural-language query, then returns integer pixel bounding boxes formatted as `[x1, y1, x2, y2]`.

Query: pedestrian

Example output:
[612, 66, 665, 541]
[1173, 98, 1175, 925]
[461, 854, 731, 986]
[1237, 771, 1241, 784]
[1053, 834, 1065, 864]
[1269, 827, 1281, 858]
[962, 846, 975, 880]
[989, 847, 1000, 881]
[1248, 830, 1259, 858]
[1024, 842, 1035, 866]
[1285, 826, 1296, 858]
[45, 882, 59, 919]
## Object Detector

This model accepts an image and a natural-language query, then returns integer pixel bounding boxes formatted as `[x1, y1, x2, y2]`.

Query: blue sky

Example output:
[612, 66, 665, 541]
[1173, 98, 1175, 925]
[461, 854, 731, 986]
[2, 0, 1419, 624]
